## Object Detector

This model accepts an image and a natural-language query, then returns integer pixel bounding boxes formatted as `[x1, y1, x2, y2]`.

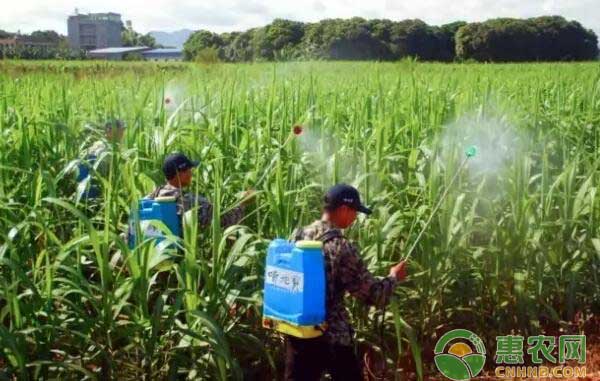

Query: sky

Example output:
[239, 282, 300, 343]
[1, 0, 599, 37]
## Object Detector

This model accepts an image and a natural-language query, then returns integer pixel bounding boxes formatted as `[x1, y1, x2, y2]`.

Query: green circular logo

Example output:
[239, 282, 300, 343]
[434, 329, 486, 381]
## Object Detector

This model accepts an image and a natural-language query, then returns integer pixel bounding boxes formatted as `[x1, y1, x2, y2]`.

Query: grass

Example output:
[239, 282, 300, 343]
[0, 60, 598, 380]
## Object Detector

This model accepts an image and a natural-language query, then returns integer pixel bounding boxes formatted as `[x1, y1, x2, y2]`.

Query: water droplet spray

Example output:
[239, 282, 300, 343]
[402, 145, 477, 260]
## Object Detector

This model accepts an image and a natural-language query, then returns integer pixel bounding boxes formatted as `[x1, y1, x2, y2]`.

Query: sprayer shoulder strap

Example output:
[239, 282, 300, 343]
[148, 186, 164, 200]
[149, 184, 183, 201]
[316, 229, 343, 244]
[291, 228, 342, 243]
[292, 228, 304, 242]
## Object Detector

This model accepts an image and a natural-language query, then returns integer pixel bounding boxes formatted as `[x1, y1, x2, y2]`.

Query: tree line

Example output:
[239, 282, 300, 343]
[1, 16, 597, 62]
[183, 16, 599, 62]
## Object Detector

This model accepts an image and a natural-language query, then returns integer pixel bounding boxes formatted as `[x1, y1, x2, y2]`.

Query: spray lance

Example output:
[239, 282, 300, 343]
[401, 144, 478, 261]
[369, 145, 478, 380]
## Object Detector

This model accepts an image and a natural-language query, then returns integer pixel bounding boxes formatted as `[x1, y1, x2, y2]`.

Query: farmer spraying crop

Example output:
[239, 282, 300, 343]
[146, 153, 254, 229]
[282, 184, 408, 381]
[76, 118, 125, 200]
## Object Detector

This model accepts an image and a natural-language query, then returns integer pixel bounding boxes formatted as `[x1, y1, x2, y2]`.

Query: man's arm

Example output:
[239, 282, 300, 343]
[335, 239, 397, 308]
[220, 206, 245, 228]
[193, 196, 244, 228]
[86, 141, 110, 177]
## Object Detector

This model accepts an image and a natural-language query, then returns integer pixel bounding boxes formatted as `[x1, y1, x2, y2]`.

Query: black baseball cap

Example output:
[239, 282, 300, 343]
[162, 153, 199, 180]
[324, 184, 372, 215]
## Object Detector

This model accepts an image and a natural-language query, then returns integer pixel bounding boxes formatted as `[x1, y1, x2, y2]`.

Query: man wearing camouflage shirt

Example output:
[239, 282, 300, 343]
[148, 153, 250, 228]
[287, 184, 408, 381]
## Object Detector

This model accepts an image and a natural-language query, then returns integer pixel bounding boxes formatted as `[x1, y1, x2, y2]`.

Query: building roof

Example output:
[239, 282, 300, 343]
[142, 48, 183, 54]
[88, 46, 149, 54]
[69, 12, 122, 21]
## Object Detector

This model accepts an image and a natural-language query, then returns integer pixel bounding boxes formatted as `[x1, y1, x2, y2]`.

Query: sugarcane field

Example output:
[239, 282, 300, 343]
[1, 4, 600, 381]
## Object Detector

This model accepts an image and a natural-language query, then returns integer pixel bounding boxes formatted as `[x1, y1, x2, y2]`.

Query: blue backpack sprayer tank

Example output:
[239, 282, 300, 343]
[128, 196, 182, 249]
[263, 239, 327, 338]
[76, 154, 101, 200]
[262, 231, 341, 338]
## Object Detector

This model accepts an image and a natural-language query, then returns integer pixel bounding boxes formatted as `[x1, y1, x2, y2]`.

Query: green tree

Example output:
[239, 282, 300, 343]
[530, 16, 598, 60]
[456, 16, 598, 62]
[302, 18, 389, 60]
[194, 47, 221, 64]
[29, 30, 61, 43]
[437, 21, 467, 61]
[0, 29, 13, 39]
[123, 52, 145, 61]
[386, 19, 442, 60]
[220, 31, 253, 62]
[183, 30, 223, 61]
[55, 37, 73, 59]
[122, 28, 157, 48]
[251, 19, 305, 60]
[181, 16, 599, 63]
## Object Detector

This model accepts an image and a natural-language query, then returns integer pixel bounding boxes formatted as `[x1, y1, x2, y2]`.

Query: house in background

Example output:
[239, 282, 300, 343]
[0, 35, 58, 51]
[68, 11, 123, 50]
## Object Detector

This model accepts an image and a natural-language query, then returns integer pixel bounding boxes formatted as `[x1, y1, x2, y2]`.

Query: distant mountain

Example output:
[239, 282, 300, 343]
[149, 29, 193, 48]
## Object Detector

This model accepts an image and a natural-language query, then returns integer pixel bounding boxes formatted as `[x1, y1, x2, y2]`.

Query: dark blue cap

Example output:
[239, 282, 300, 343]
[324, 184, 372, 215]
[162, 153, 199, 180]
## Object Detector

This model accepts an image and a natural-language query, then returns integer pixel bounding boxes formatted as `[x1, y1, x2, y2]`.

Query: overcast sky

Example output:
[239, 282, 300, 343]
[1, 0, 598, 36]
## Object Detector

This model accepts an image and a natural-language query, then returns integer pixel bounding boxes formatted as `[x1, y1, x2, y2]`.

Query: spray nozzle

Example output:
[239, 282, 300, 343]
[465, 145, 478, 158]
[292, 125, 304, 136]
